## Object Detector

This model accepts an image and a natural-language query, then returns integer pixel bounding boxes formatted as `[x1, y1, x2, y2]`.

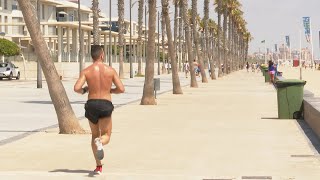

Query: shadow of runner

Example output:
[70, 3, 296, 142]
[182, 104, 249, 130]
[296, 119, 320, 154]
[49, 169, 97, 177]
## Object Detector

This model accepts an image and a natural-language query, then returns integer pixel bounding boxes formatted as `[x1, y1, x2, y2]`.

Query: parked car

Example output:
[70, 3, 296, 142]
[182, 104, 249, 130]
[0, 62, 20, 80]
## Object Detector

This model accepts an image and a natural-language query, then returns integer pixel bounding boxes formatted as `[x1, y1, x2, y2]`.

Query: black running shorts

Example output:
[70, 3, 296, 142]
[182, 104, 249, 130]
[85, 99, 114, 124]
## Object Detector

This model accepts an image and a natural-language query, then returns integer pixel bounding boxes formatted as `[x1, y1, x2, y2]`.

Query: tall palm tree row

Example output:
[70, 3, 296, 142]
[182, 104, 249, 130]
[213, 0, 250, 74]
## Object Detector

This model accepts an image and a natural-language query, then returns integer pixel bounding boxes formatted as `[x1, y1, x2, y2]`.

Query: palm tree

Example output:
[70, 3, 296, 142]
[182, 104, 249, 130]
[92, 0, 100, 45]
[204, 0, 216, 80]
[162, 0, 183, 94]
[173, 0, 179, 71]
[137, 0, 144, 76]
[181, 0, 197, 87]
[214, 0, 223, 77]
[141, 0, 157, 105]
[18, 0, 84, 134]
[178, 0, 183, 71]
[227, 0, 241, 73]
[222, 0, 228, 75]
[118, 0, 125, 78]
[191, 0, 208, 83]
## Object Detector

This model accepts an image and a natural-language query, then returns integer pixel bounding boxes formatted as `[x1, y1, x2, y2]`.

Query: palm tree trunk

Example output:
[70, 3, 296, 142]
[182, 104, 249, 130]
[118, 0, 125, 78]
[92, 0, 100, 45]
[191, 0, 207, 83]
[178, 1, 183, 71]
[137, 0, 144, 76]
[181, 0, 197, 87]
[141, 0, 157, 105]
[222, 6, 228, 75]
[18, 0, 84, 134]
[228, 15, 232, 73]
[161, 12, 166, 74]
[162, 0, 182, 94]
[204, 0, 216, 80]
[173, 0, 179, 71]
[217, 0, 222, 77]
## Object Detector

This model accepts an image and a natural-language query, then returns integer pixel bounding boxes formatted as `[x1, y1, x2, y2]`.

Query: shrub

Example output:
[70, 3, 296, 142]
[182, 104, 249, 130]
[0, 39, 20, 57]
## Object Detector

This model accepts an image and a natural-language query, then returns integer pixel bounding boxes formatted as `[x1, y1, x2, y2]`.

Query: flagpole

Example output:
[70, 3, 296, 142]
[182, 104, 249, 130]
[264, 42, 267, 64]
[299, 30, 302, 80]
[310, 18, 315, 68]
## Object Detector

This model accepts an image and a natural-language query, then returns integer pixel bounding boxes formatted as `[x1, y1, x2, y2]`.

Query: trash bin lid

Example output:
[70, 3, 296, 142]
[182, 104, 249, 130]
[275, 79, 306, 88]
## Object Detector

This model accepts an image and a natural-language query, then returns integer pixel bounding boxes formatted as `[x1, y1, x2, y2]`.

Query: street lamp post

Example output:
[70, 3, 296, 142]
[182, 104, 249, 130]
[157, 11, 160, 75]
[78, 0, 84, 72]
[109, 0, 112, 66]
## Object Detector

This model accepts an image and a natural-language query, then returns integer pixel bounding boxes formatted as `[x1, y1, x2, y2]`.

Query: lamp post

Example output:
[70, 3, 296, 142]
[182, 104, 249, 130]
[157, 11, 160, 75]
[129, 0, 139, 78]
[78, 0, 84, 72]
[109, 0, 112, 66]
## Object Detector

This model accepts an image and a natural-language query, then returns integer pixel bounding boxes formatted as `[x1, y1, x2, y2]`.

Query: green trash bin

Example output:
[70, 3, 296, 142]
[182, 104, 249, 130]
[275, 79, 307, 119]
[261, 66, 267, 76]
[264, 69, 270, 82]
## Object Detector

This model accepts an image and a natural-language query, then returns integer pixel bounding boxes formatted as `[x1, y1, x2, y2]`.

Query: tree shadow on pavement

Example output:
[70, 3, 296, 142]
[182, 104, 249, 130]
[49, 169, 97, 177]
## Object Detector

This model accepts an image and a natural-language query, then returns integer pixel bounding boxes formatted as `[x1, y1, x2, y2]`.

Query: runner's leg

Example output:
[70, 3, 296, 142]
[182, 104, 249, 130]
[99, 116, 112, 145]
[89, 121, 101, 166]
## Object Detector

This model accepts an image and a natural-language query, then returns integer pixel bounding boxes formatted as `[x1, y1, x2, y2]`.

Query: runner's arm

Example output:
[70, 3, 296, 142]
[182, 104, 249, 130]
[74, 71, 88, 94]
[111, 69, 125, 94]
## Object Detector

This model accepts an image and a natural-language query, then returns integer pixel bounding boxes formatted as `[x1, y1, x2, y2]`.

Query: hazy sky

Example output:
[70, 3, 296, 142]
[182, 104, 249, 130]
[80, 0, 320, 58]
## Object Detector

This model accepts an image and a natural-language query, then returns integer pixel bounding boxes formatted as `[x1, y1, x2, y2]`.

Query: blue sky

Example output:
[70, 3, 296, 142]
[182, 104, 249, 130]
[80, 0, 320, 57]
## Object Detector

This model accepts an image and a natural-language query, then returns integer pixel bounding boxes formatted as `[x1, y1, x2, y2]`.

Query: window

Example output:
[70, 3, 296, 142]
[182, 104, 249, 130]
[12, 0, 18, 10]
[42, 4, 45, 19]
[4, 16, 8, 33]
[4, 0, 8, 10]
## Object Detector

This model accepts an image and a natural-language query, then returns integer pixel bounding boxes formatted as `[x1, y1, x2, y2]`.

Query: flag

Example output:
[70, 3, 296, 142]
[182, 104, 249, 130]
[261, 40, 265, 43]
[275, 44, 278, 52]
[303, 17, 311, 43]
[285, 36, 290, 47]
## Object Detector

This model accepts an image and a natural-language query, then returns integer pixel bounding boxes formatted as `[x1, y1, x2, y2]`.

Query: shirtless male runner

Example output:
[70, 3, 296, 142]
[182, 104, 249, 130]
[74, 45, 125, 174]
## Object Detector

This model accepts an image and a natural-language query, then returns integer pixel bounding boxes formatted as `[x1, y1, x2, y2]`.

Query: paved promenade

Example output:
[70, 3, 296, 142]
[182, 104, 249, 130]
[0, 70, 320, 179]
[0, 72, 192, 144]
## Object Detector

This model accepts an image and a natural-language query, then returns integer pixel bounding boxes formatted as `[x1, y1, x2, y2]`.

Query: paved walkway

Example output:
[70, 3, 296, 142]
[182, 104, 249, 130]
[0, 72, 193, 144]
[0, 70, 320, 179]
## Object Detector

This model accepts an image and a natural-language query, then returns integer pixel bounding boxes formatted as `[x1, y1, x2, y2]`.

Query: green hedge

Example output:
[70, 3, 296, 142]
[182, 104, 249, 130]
[0, 39, 20, 57]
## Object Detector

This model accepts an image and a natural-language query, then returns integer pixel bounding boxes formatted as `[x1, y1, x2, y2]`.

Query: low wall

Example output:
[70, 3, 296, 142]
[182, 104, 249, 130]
[303, 96, 320, 138]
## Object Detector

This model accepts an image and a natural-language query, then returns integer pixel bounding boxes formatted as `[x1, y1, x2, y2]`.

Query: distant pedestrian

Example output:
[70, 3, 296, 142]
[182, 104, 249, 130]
[184, 61, 190, 78]
[268, 60, 275, 83]
[246, 62, 249, 72]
